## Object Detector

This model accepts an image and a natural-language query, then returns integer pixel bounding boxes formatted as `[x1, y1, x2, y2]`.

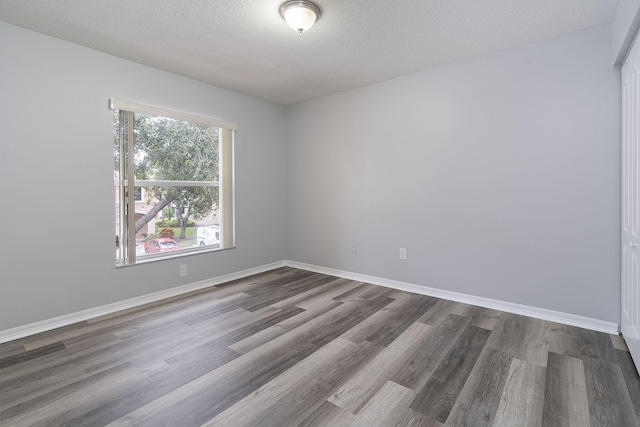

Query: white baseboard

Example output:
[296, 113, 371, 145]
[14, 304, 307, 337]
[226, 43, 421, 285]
[285, 260, 620, 335]
[0, 261, 286, 345]
[0, 258, 619, 344]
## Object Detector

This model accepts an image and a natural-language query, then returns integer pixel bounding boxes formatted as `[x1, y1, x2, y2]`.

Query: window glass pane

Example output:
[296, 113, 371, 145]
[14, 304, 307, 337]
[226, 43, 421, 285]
[133, 114, 219, 183]
[136, 185, 220, 250]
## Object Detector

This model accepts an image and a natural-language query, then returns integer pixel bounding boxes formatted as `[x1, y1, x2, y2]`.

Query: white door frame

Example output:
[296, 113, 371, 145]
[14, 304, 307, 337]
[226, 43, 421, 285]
[621, 31, 640, 373]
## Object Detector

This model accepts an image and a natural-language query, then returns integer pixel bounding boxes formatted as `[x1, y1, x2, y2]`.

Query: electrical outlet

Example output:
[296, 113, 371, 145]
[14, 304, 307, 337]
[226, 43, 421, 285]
[351, 242, 358, 253]
[179, 264, 188, 277]
[399, 248, 407, 260]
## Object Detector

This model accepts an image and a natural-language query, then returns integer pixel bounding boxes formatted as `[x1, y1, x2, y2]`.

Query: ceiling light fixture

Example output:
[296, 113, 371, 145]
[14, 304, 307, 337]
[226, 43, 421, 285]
[279, 1, 320, 33]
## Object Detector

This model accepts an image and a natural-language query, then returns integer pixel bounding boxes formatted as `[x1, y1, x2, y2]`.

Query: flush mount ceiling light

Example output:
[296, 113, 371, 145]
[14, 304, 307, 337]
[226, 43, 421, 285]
[280, 0, 321, 33]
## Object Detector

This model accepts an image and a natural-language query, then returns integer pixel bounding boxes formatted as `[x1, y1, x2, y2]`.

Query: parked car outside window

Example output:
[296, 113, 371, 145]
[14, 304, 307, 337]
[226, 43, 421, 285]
[144, 238, 181, 254]
[197, 225, 220, 247]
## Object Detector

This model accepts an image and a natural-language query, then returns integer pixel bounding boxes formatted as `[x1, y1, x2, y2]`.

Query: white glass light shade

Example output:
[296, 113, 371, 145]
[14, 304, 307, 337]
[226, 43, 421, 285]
[280, 1, 320, 33]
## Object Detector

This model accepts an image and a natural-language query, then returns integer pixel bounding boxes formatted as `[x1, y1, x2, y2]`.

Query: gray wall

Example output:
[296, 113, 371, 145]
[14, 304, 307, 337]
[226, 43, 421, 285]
[286, 25, 621, 323]
[0, 22, 288, 330]
[0, 21, 623, 331]
[612, 0, 640, 64]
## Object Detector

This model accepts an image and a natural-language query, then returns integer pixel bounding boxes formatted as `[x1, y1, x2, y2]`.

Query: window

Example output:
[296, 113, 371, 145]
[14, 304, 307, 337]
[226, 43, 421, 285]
[111, 99, 236, 266]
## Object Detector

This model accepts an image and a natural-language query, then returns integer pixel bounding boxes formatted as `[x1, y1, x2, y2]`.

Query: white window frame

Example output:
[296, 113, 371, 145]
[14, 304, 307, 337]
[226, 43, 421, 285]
[110, 99, 236, 266]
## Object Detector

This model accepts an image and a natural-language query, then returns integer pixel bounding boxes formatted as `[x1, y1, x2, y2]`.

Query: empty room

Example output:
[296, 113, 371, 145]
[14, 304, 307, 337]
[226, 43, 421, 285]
[1, 0, 640, 425]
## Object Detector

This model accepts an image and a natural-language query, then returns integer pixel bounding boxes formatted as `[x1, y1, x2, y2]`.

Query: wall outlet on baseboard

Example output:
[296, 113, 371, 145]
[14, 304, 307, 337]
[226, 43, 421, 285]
[351, 242, 358, 253]
[399, 248, 407, 260]
[179, 265, 188, 277]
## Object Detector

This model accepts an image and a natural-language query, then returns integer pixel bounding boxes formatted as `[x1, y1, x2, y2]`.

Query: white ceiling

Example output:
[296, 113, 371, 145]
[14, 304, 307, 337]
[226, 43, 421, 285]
[0, 0, 619, 106]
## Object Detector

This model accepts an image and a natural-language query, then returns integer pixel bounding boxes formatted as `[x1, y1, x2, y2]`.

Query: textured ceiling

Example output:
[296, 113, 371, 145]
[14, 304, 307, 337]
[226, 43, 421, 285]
[0, 0, 619, 105]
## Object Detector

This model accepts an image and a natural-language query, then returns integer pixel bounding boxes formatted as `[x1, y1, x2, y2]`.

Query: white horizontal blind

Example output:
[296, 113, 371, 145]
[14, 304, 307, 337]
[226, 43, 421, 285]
[113, 180, 220, 187]
[108, 99, 238, 131]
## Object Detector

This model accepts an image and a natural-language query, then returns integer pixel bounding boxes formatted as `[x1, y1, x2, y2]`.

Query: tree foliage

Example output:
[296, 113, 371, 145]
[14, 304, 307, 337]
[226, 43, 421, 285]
[115, 112, 219, 239]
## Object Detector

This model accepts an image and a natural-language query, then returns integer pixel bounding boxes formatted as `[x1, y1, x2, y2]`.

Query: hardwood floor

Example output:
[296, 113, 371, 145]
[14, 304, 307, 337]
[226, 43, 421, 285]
[1, 267, 639, 426]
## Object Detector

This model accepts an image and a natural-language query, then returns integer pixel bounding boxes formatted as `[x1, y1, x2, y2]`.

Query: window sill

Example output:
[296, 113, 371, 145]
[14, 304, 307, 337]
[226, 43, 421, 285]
[115, 245, 235, 268]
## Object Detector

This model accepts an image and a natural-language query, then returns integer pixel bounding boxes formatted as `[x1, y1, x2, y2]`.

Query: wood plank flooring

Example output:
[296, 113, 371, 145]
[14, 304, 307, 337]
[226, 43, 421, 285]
[0, 267, 638, 426]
